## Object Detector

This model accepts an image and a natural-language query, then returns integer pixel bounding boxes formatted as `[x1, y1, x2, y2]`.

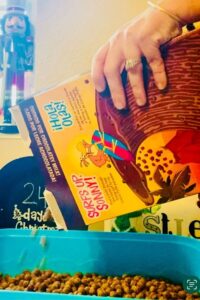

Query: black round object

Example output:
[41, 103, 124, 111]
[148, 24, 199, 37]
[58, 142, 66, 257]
[0, 156, 56, 229]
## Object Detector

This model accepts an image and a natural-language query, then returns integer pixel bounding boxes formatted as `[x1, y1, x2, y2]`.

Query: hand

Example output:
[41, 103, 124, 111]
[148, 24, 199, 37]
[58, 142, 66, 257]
[91, 7, 182, 109]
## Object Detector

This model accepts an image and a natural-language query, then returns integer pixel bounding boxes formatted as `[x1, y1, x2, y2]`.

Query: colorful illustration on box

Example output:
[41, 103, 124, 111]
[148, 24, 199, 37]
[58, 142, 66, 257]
[96, 113, 199, 205]
[76, 130, 133, 168]
[135, 130, 198, 204]
[76, 139, 109, 168]
[111, 205, 161, 233]
[95, 28, 200, 207]
[96, 98, 199, 205]
[110, 193, 200, 238]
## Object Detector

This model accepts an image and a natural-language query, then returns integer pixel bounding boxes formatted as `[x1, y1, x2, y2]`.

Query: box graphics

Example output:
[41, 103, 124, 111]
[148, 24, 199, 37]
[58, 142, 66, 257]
[12, 29, 200, 229]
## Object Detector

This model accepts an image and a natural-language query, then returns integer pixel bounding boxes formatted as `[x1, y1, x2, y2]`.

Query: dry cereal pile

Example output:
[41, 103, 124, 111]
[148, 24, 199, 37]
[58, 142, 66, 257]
[0, 269, 200, 299]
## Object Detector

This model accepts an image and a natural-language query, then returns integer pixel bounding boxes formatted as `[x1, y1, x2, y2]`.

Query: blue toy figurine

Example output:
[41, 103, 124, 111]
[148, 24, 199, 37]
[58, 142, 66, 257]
[0, 0, 34, 133]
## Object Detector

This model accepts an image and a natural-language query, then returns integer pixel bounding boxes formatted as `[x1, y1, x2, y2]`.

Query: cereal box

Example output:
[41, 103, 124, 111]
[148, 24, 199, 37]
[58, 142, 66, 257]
[11, 28, 200, 229]
[104, 194, 200, 239]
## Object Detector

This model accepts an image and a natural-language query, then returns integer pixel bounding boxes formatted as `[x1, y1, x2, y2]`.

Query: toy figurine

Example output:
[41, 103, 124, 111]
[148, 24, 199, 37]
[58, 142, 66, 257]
[0, 0, 34, 132]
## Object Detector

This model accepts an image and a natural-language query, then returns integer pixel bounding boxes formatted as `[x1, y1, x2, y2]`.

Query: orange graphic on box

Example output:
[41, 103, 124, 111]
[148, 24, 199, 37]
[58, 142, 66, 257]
[76, 130, 133, 168]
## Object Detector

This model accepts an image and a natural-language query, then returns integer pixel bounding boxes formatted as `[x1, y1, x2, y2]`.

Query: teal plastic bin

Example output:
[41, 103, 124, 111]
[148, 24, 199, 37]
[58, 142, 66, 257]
[0, 229, 200, 299]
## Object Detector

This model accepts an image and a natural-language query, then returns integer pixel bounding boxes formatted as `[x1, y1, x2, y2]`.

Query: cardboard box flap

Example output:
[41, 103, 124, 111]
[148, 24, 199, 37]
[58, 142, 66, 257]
[44, 189, 67, 230]
[11, 105, 31, 148]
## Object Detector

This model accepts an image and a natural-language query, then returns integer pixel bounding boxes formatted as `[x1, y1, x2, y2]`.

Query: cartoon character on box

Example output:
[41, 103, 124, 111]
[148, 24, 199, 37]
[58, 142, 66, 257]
[0, 0, 34, 125]
[77, 130, 133, 168]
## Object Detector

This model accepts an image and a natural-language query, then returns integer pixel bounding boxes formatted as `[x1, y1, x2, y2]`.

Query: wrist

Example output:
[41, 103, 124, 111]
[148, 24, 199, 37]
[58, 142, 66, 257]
[158, 0, 200, 25]
[147, 1, 185, 27]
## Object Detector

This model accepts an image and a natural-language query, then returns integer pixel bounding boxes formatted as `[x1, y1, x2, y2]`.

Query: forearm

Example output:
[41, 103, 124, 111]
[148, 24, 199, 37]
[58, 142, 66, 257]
[157, 0, 200, 25]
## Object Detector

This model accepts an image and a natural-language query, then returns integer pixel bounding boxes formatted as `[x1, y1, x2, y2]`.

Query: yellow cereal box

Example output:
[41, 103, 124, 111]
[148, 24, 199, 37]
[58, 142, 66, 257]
[105, 194, 200, 239]
[12, 28, 200, 229]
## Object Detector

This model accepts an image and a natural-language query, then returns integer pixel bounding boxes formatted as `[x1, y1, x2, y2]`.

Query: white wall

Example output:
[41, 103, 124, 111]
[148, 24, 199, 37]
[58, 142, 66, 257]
[34, 0, 147, 92]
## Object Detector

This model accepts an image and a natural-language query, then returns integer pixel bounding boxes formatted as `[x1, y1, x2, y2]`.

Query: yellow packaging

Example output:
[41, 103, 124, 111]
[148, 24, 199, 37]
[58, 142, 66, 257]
[13, 73, 156, 229]
[105, 194, 200, 239]
[12, 28, 200, 229]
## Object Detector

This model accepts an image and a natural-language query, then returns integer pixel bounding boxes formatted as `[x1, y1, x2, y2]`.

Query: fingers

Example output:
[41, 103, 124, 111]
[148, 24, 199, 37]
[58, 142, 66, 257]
[142, 43, 167, 90]
[124, 43, 146, 106]
[92, 29, 167, 109]
[127, 62, 147, 106]
[91, 44, 109, 92]
[92, 38, 126, 110]
[123, 24, 147, 106]
[103, 51, 126, 110]
[125, 32, 166, 106]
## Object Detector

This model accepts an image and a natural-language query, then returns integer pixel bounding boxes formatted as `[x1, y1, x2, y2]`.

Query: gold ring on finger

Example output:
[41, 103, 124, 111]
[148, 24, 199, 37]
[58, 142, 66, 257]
[125, 58, 141, 71]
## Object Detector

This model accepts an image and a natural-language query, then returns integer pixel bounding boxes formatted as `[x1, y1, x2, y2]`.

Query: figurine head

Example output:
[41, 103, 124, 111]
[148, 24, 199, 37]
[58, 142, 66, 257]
[0, 0, 31, 37]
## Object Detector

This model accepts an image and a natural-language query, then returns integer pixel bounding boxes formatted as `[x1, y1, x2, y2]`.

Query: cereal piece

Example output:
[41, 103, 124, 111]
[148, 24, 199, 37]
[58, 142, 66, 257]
[40, 236, 47, 248]
[31, 228, 38, 237]
[18, 250, 27, 264]
[39, 257, 46, 269]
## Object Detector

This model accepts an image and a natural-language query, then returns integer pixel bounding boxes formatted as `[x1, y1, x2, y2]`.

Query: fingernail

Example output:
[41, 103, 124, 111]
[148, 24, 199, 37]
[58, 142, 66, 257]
[96, 85, 105, 93]
[136, 98, 146, 106]
[157, 82, 166, 90]
[115, 100, 126, 110]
